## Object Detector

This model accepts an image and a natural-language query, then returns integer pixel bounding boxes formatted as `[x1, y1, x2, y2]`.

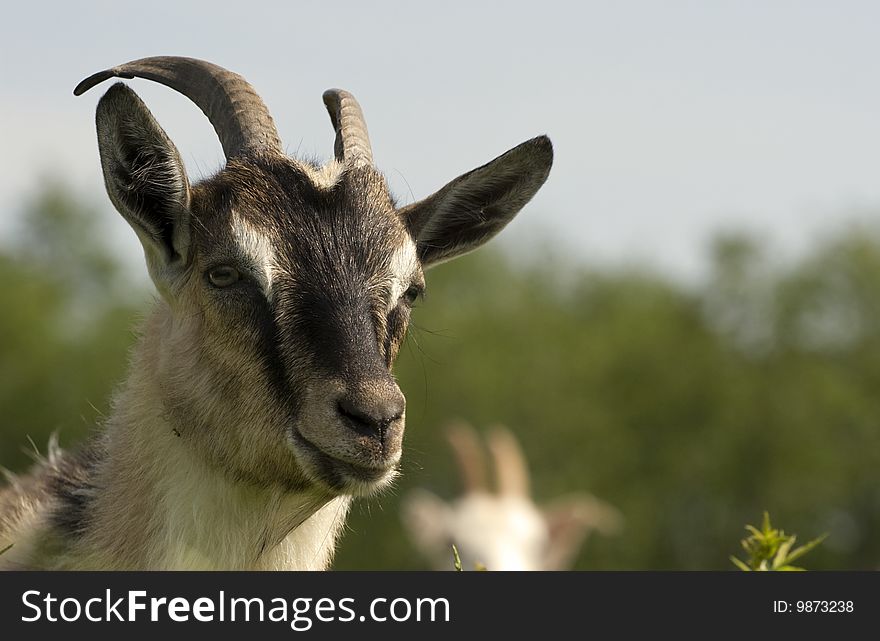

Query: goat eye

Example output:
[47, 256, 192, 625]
[207, 266, 240, 288]
[402, 284, 423, 306]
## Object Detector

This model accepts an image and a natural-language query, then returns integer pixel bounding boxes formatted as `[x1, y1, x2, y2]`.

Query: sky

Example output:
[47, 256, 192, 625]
[2, 1, 880, 281]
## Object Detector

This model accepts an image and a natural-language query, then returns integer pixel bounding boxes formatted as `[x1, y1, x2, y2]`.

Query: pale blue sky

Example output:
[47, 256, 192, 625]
[2, 1, 880, 280]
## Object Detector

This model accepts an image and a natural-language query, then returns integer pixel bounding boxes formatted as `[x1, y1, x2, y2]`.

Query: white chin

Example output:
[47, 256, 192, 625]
[289, 430, 399, 496]
[339, 466, 399, 497]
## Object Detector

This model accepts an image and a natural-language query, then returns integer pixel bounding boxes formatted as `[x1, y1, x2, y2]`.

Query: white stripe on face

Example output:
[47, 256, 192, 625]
[387, 239, 419, 311]
[231, 210, 276, 299]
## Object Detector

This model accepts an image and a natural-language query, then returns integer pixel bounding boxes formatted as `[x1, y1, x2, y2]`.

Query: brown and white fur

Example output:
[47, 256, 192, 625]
[0, 57, 553, 570]
[402, 424, 621, 570]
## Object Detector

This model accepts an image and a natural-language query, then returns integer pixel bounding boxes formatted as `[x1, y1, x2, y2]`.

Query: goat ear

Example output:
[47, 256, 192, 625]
[95, 83, 191, 282]
[399, 136, 552, 268]
[542, 494, 623, 570]
[400, 489, 453, 557]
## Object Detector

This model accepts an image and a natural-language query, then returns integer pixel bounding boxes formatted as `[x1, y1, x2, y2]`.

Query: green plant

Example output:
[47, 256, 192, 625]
[451, 544, 462, 571]
[731, 512, 826, 571]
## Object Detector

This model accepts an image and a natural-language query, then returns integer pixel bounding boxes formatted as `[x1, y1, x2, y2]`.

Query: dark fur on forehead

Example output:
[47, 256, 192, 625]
[189, 155, 403, 246]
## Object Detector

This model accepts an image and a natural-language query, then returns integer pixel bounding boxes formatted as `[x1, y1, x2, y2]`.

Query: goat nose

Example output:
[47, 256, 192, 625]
[337, 386, 405, 439]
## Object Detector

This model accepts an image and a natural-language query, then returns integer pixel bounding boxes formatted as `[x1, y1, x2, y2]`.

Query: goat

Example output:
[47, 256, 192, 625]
[0, 57, 552, 570]
[402, 423, 621, 570]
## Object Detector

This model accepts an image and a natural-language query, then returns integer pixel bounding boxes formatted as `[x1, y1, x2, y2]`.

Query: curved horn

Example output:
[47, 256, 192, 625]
[487, 427, 530, 497]
[322, 89, 374, 167]
[74, 56, 282, 159]
[445, 422, 488, 493]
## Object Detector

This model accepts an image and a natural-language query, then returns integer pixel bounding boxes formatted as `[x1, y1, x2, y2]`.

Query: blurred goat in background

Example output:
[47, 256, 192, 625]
[402, 423, 622, 570]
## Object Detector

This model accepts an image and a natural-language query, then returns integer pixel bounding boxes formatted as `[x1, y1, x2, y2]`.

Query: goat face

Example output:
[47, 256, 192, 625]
[402, 426, 623, 570]
[77, 57, 552, 498]
[169, 159, 418, 496]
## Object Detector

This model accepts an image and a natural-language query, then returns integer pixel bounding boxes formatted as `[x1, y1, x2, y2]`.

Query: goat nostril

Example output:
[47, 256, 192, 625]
[337, 401, 371, 434]
[337, 397, 403, 439]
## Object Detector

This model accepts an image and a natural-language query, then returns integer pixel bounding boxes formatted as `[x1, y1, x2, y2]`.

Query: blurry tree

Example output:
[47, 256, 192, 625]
[0, 180, 145, 473]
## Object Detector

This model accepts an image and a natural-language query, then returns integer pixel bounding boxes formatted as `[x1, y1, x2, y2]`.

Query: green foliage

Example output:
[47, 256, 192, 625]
[0, 181, 145, 473]
[731, 512, 827, 571]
